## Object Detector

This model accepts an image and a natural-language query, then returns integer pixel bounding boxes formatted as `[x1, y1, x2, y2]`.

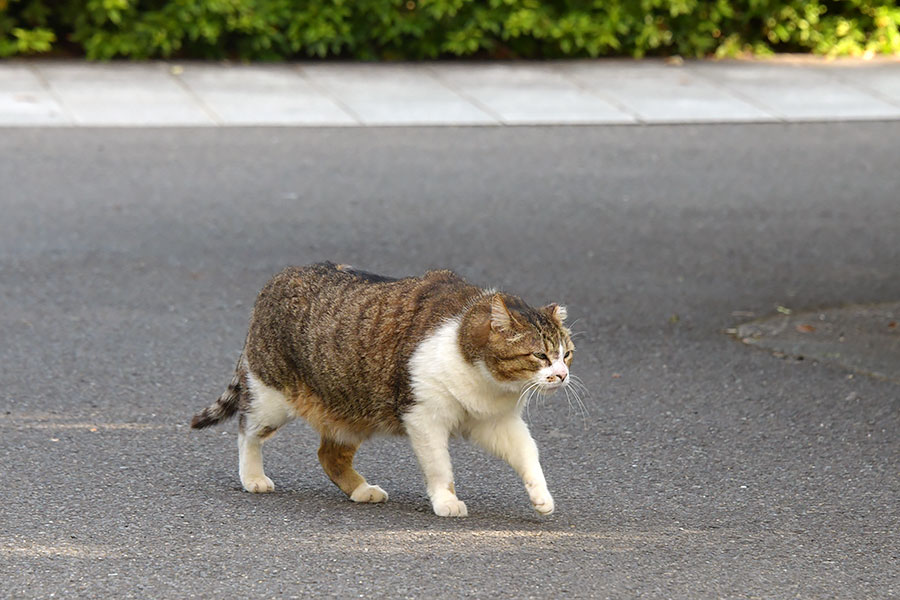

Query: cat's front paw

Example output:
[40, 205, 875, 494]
[527, 485, 555, 515]
[242, 475, 275, 493]
[431, 492, 468, 517]
[350, 484, 389, 503]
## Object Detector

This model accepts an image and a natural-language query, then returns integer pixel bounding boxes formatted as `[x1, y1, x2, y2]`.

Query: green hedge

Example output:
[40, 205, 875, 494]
[2, 0, 899, 60]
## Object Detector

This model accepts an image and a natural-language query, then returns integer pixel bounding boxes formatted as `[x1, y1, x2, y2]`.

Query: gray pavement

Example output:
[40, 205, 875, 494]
[1, 123, 898, 598]
[2, 58, 900, 126]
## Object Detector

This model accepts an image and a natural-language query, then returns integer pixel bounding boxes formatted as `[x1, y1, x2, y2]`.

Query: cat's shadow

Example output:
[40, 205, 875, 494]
[204, 434, 576, 531]
[233, 484, 567, 531]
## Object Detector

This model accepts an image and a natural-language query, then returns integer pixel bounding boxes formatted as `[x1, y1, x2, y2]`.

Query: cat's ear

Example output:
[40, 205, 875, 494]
[544, 303, 568, 323]
[490, 294, 514, 332]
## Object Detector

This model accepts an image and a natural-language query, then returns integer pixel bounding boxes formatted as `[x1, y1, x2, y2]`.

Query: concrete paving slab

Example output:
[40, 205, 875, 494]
[0, 64, 69, 125]
[434, 63, 636, 124]
[565, 61, 776, 123]
[691, 61, 900, 121]
[3, 59, 900, 127]
[36, 62, 214, 126]
[820, 63, 900, 106]
[176, 64, 356, 125]
[300, 63, 496, 125]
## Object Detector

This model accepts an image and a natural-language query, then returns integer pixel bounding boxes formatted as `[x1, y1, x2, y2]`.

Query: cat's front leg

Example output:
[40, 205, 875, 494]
[468, 416, 555, 515]
[403, 406, 468, 517]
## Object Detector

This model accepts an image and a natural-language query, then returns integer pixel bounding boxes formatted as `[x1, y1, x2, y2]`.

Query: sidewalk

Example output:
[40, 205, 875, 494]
[2, 58, 899, 126]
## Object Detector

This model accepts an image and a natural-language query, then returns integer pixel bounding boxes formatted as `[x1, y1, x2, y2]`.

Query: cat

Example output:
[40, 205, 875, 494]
[191, 262, 576, 517]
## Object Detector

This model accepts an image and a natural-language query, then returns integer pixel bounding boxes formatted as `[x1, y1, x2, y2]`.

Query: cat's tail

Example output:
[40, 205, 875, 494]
[191, 356, 244, 429]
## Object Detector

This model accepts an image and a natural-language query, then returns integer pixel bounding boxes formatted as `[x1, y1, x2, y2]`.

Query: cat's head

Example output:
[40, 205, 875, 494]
[461, 293, 575, 395]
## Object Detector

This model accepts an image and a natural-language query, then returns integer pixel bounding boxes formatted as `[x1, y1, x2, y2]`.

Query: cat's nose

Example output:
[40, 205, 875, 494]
[547, 365, 568, 383]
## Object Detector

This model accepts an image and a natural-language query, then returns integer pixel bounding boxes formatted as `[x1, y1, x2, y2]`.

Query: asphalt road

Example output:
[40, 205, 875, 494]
[1, 124, 898, 599]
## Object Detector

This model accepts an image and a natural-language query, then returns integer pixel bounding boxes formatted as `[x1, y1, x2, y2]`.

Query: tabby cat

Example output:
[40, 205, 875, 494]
[191, 262, 576, 517]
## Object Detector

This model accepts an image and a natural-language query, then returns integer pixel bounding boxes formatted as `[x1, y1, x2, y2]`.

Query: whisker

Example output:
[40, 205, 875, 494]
[572, 389, 589, 422]
[517, 382, 539, 414]
[527, 384, 541, 420]
[571, 387, 590, 416]
[529, 385, 544, 410]
[569, 380, 590, 399]
[564, 386, 588, 429]
[522, 382, 540, 401]
[516, 383, 533, 407]
[563, 386, 576, 421]
[565, 376, 591, 427]
[525, 385, 537, 424]
[520, 381, 542, 424]
[569, 374, 591, 396]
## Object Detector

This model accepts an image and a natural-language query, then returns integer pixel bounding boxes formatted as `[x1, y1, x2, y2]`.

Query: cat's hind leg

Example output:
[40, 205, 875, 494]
[238, 372, 296, 493]
[317, 436, 388, 503]
[238, 421, 274, 493]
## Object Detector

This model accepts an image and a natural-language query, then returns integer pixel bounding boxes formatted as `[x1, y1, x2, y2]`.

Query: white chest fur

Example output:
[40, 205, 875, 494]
[407, 319, 521, 430]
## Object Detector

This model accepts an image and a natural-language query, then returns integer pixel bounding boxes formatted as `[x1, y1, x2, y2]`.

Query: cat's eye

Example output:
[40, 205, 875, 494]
[564, 350, 572, 359]
[532, 352, 549, 362]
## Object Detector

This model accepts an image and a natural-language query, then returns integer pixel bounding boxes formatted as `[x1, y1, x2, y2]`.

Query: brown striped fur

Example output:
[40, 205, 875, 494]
[241, 262, 487, 435]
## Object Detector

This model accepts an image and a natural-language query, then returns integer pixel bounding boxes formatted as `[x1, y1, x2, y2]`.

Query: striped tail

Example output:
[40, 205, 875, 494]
[191, 357, 243, 429]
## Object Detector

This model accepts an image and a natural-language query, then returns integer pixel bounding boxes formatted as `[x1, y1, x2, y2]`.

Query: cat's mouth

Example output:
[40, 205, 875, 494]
[538, 380, 568, 394]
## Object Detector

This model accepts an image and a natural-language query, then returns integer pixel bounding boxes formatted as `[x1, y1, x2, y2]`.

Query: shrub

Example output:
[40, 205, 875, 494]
[1, 0, 899, 60]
